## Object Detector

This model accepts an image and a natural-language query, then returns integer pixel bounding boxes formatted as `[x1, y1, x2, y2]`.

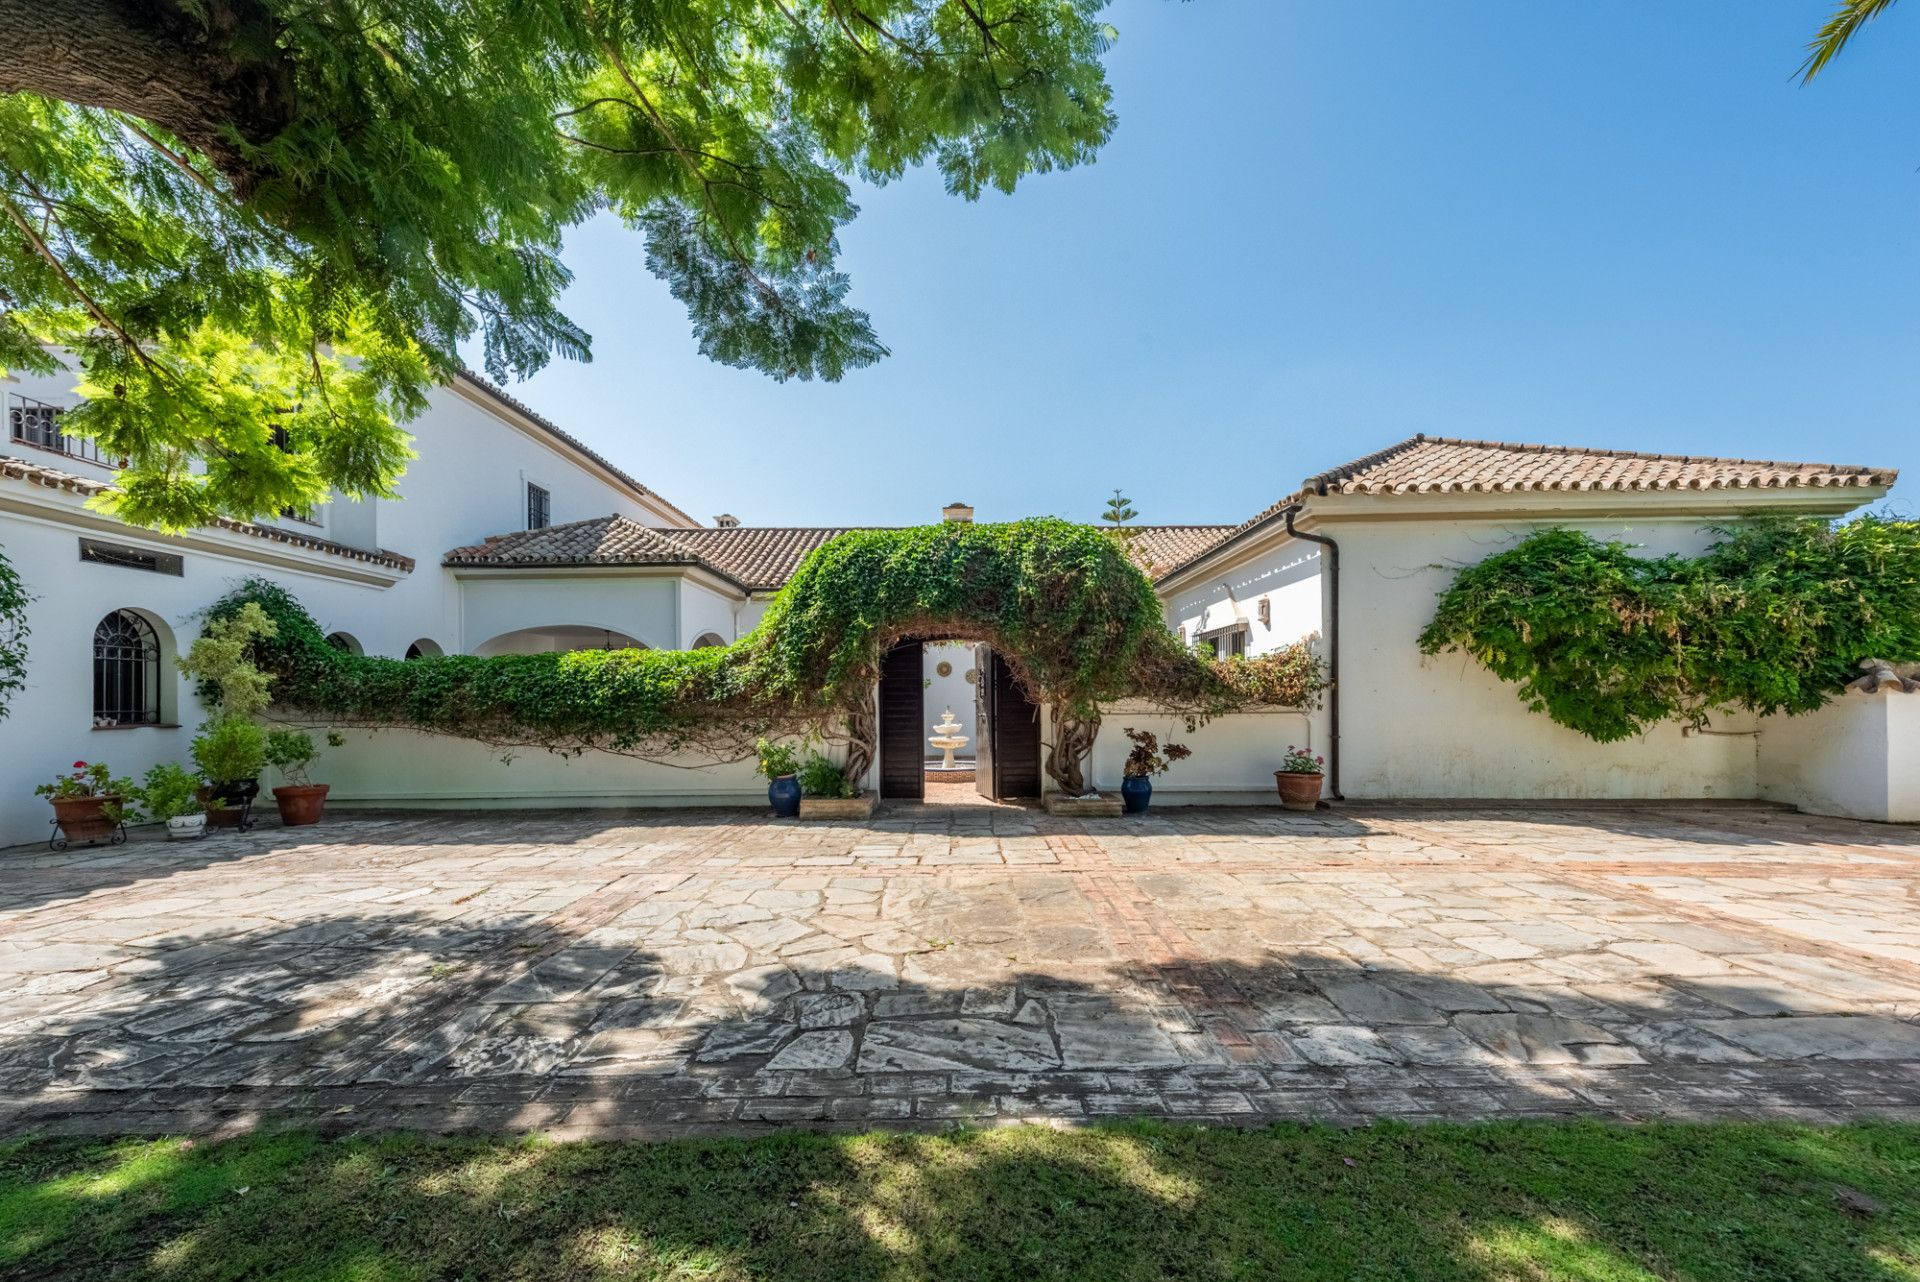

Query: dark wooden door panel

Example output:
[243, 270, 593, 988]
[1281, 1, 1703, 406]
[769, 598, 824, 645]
[879, 640, 924, 800]
[989, 651, 1042, 799]
[974, 644, 994, 799]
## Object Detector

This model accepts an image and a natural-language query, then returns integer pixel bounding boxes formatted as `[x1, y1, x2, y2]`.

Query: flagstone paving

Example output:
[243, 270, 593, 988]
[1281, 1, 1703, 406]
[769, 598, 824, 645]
[3, 801, 1920, 1139]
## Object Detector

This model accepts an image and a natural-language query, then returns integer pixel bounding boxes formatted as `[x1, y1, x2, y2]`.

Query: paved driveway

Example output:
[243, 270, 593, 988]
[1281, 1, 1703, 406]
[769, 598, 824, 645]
[4, 802, 1920, 1138]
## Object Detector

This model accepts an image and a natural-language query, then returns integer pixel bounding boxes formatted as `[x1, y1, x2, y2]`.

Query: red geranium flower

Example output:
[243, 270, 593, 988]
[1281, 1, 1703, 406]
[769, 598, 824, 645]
[72, 761, 88, 769]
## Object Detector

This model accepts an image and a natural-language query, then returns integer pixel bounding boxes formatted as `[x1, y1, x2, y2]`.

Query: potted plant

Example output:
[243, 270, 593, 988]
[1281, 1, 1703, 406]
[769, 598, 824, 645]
[798, 751, 855, 801]
[191, 715, 267, 828]
[35, 760, 138, 846]
[140, 761, 208, 840]
[1120, 728, 1191, 816]
[1274, 744, 1324, 811]
[265, 728, 345, 826]
[756, 738, 802, 817]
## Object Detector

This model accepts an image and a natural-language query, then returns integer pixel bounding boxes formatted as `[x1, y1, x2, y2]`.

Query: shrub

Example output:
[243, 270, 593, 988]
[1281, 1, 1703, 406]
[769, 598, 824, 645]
[192, 716, 267, 786]
[139, 762, 205, 820]
[265, 729, 344, 787]
[797, 752, 855, 799]
[178, 602, 278, 719]
[755, 738, 800, 779]
[1121, 729, 1191, 778]
[1419, 515, 1920, 741]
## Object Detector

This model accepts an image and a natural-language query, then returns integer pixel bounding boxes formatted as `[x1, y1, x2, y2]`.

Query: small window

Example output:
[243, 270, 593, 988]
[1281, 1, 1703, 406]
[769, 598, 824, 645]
[325, 632, 364, 656]
[527, 483, 551, 531]
[1227, 629, 1249, 659]
[404, 638, 443, 660]
[692, 632, 727, 649]
[93, 611, 161, 726]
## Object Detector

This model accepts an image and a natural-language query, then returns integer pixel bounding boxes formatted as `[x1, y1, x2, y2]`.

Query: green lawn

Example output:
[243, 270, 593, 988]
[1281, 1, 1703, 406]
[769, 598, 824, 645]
[2, 1121, 1916, 1281]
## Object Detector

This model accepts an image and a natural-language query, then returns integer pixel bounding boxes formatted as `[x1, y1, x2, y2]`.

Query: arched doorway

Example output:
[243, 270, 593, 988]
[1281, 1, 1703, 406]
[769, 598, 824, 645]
[877, 638, 1040, 802]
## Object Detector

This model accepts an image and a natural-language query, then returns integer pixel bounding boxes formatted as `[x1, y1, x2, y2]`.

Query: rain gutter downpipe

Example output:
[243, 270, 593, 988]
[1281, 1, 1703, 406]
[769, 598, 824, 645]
[1283, 507, 1342, 801]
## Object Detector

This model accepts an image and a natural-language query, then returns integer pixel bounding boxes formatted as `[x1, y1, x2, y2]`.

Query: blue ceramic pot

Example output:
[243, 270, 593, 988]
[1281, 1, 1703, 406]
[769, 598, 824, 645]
[1120, 774, 1152, 815]
[768, 775, 802, 818]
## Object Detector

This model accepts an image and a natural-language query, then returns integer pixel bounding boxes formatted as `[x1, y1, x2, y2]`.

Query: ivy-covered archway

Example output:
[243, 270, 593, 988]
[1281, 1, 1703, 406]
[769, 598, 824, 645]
[216, 519, 1324, 793]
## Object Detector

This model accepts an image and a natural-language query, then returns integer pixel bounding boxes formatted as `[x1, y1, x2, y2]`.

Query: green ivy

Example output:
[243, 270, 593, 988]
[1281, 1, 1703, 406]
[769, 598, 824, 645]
[0, 543, 25, 723]
[212, 520, 1324, 760]
[1417, 515, 1920, 742]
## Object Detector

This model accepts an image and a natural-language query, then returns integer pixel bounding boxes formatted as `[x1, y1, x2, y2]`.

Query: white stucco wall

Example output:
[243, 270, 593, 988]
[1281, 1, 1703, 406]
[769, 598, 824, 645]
[679, 579, 740, 648]
[1167, 539, 1324, 655]
[458, 574, 678, 653]
[1758, 690, 1920, 823]
[0, 507, 403, 846]
[1080, 702, 1328, 804]
[1331, 512, 1770, 800]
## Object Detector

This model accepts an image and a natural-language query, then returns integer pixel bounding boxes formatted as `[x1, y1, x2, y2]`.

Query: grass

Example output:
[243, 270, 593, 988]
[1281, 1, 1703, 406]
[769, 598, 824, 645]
[1, 1121, 1917, 1280]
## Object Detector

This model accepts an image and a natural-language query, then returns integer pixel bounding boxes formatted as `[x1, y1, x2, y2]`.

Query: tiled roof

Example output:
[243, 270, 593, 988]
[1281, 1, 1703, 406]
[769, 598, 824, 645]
[665, 527, 862, 591]
[453, 371, 701, 526]
[1303, 435, 1897, 496]
[445, 515, 714, 572]
[1125, 525, 1235, 575]
[446, 520, 1234, 589]
[0, 454, 416, 572]
[1156, 434, 1899, 581]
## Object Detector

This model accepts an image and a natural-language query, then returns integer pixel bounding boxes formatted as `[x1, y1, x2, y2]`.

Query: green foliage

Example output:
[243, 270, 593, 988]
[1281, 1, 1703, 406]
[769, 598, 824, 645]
[755, 738, 801, 780]
[191, 716, 267, 787]
[138, 762, 205, 821]
[1801, 0, 1901, 81]
[0, 544, 26, 722]
[797, 752, 855, 800]
[177, 603, 278, 719]
[1418, 516, 1920, 742]
[34, 760, 140, 823]
[1101, 489, 1137, 526]
[207, 521, 1324, 763]
[264, 729, 341, 788]
[2, 1, 1123, 527]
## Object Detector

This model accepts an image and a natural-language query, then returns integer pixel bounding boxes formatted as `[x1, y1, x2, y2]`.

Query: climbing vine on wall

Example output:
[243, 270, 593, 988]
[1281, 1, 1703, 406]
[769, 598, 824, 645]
[214, 519, 1324, 782]
[1417, 516, 1920, 743]
[0, 544, 28, 723]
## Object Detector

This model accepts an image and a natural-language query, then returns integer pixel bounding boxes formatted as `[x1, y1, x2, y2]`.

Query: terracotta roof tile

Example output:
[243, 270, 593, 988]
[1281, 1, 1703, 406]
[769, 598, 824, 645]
[445, 521, 1234, 590]
[0, 454, 416, 572]
[1155, 434, 1899, 580]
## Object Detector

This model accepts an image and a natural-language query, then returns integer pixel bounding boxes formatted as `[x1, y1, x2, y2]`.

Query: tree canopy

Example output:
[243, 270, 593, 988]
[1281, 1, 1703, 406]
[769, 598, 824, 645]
[0, 0, 1121, 528]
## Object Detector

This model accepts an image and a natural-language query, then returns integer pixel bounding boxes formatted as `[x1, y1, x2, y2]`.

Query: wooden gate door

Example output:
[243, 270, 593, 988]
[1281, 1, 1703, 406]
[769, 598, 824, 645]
[975, 646, 1042, 800]
[878, 640, 924, 800]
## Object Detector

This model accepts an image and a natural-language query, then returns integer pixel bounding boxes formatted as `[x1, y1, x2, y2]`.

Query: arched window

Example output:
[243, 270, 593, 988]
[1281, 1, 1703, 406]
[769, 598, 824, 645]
[404, 638, 443, 660]
[692, 632, 727, 649]
[325, 632, 363, 656]
[93, 610, 161, 726]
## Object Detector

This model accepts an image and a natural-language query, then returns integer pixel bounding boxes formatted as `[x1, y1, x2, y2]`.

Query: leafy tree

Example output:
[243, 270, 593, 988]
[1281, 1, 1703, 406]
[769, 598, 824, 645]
[1801, 0, 1902, 80]
[1100, 488, 1137, 526]
[0, 0, 1122, 529]
[0, 544, 28, 721]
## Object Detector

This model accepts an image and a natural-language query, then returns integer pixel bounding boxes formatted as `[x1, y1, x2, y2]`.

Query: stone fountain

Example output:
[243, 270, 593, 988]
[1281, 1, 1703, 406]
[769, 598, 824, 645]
[928, 707, 969, 770]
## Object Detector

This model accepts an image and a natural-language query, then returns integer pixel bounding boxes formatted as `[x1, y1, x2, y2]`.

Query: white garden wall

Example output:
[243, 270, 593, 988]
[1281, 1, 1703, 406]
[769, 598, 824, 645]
[1077, 702, 1329, 805]
[1758, 689, 1920, 823]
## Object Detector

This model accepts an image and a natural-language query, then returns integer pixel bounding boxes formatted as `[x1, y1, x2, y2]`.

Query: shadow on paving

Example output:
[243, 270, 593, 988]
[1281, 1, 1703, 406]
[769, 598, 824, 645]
[5, 901, 1920, 1138]
[3, 1116, 1918, 1280]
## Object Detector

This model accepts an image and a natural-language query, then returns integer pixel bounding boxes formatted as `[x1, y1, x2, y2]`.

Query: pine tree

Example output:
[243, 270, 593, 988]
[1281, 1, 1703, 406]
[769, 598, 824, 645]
[1102, 489, 1138, 527]
[0, 1, 1123, 528]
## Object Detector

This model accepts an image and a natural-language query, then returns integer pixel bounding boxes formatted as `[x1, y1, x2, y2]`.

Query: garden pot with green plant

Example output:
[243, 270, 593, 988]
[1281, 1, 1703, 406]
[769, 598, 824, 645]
[1274, 745, 1324, 811]
[140, 761, 208, 840]
[796, 750, 873, 818]
[1120, 729, 1190, 815]
[192, 716, 266, 828]
[35, 761, 138, 847]
[755, 738, 802, 817]
[266, 729, 344, 826]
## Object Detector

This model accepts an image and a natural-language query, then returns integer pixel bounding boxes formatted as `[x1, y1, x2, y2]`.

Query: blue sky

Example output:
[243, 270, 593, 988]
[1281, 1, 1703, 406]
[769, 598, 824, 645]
[479, 1, 1919, 528]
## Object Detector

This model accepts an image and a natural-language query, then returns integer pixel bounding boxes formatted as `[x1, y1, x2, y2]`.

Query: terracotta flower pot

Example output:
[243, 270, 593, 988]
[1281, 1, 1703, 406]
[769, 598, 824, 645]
[272, 783, 331, 826]
[1273, 771, 1323, 811]
[49, 794, 122, 843]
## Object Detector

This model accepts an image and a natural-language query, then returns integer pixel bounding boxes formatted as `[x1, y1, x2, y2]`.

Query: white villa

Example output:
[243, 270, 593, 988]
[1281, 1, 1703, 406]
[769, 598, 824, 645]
[2, 362, 1912, 847]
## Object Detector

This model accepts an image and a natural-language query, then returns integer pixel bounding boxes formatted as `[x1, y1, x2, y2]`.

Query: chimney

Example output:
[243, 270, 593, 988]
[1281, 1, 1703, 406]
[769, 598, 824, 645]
[713, 514, 740, 528]
[942, 502, 974, 524]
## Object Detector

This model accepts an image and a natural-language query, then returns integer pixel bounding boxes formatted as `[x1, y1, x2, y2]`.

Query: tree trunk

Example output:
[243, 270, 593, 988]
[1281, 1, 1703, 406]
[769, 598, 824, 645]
[841, 684, 878, 794]
[1045, 702, 1099, 796]
[0, 0, 294, 196]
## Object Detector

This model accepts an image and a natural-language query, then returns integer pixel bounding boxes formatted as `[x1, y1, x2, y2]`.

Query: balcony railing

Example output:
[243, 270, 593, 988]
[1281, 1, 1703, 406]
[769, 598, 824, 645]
[8, 395, 113, 467]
